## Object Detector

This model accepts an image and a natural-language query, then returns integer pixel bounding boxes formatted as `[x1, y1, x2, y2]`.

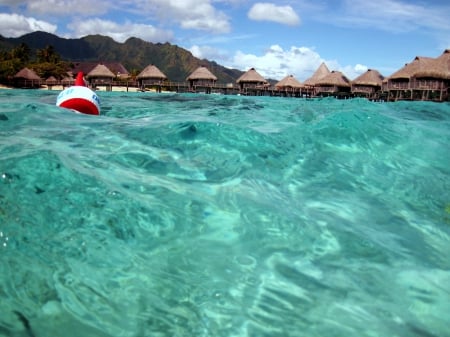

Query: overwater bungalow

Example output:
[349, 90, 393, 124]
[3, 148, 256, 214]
[45, 75, 58, 89]
[351, 69, 384, 99]
[236, 68, 268, 94]
[303, 62, 331, 96]
[383, 50, 450, 101]
[315, 71, 351, 97]
[13, 67, 41, 88]
[411, 49, 449, 101]
[383, 56, 431, 100]
[186, 66, 217, 93]
[86, 64, 115, 89]
[137, 64, 167, 91]
[61, 73, 74, 87]
[275, 75, 303, 96]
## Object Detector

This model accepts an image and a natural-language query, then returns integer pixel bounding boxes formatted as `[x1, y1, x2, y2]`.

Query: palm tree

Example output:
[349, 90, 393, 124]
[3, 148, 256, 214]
[37, 45, 60, 63]
[10, 43, 31, 63]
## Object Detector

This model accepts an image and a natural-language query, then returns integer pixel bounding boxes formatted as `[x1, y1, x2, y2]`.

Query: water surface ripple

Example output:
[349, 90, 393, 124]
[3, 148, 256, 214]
[1, 90, 449, 337]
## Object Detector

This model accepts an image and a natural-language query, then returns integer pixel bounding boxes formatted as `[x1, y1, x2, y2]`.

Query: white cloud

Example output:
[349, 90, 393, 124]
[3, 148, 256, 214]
[67, 18, 173, 43]
[225, 44, 366, 80]
[340, 64, 368, 79]
[354, 64, 368, 73]
[0, 13, 57, 37]
[248, 3, 300, 26]
[131, 0, 230, 33]
[11, 0, 110, 16]
[228, 45, 321, 80]
[338, 0, 450, 32]
[189, 45, 230, 61]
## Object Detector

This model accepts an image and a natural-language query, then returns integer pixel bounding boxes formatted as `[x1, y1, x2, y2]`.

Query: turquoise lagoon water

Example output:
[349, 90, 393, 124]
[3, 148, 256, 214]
[0, 89, 449, 337]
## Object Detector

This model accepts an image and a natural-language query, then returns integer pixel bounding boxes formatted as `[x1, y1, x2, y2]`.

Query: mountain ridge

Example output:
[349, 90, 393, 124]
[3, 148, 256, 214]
[0, 31, 244, 83]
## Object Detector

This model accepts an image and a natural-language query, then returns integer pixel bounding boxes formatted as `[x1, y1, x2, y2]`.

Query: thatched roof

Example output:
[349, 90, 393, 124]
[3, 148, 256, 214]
[61, 76, 74, 84]
[438, 49, 450, 78]
[352, 69, 384, 86]
[388, 56, 434, 80]
[14, 67, 41, 80]
[45, 76, 58, 84]
[303, 62, 330, 86]
[72, 62, 129, 77]
[413, 50, 450, 79]
[186, 66, 217, 81]
[86, 64, 116, 78]
[275, 75, 303, 88]
[137, 64, 167, 80]
[316, 71, 351, 87]
[236, 68, 267, 83]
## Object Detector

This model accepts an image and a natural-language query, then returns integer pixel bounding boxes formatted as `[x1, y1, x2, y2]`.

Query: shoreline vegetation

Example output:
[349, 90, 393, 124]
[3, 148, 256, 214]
[3, 49, 449, 102]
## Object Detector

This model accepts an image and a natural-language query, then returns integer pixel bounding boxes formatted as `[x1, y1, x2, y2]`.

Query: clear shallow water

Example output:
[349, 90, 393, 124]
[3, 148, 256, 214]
[1, 89, 449, 337]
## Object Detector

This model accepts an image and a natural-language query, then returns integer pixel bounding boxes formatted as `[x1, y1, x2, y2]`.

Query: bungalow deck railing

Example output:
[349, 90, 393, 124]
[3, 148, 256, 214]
[383, 78, 446, 91]
[351, 86, 378, 93]
[315, 86, 337, 92]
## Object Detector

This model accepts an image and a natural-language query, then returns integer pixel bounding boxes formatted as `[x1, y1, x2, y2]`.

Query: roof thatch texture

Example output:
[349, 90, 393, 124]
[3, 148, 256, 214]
[137, 64, 167, 79]
[61, 76, 74, 84]
[236, 68, 267, 83]
[275, 75, 303, 88]
[14, 67, 41, 80]
[388, 56, 434, 80]
[186, 66, 217, 81]
[316, 71, 351, 87]
[303, 62, 330, 86]
[86, 64, 116, 78]
[413, 50, 450, 79]
[45, 76, 58, 84]
[352, 69, 384, 86]
[72, 62, 129, 77]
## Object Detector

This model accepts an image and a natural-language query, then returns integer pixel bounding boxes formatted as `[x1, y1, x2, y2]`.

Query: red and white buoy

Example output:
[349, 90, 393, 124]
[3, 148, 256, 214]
[56, 72, 100, 115]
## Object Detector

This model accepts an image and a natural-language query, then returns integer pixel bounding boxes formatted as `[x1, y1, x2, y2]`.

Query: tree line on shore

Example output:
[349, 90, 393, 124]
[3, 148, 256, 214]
[0, 43, 72, 83]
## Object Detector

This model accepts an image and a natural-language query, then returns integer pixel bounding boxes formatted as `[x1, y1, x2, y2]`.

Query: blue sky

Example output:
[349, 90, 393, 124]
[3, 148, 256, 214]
[0, 0, 449, 81]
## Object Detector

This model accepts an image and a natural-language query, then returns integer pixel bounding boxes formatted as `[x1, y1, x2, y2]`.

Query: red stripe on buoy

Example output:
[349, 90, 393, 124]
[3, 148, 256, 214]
[59, 97, 99, 115]
[56, 71, 100, 115]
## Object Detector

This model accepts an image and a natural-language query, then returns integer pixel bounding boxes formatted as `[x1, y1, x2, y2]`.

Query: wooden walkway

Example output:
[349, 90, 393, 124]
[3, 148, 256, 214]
[92, 80, 449, 102]
[9, 78, 450, 102]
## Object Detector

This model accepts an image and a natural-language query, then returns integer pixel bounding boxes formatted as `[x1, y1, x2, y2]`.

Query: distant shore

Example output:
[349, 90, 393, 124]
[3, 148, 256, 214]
[0, 84, 141, 92]
[41, 85, 141, 92]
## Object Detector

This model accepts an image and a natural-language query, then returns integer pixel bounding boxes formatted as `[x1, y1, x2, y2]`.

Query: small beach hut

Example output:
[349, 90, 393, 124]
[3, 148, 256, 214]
[86, 63, 115, 88]
[315, 71, 351, 97]
[275, 75, 303, 96]
[236, 68, 268, 94]
[186, 66, 217, 93]
[45, 75, 58, 89]
[13, 67, 41, 88]
[137, 64, 167, 90]
[61, 72, 74, 87]
[351, 69, 384, 99]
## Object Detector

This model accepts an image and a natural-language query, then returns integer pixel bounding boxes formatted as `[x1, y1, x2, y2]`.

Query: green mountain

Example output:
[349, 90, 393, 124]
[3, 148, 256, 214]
[0, 31, 243, 83]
